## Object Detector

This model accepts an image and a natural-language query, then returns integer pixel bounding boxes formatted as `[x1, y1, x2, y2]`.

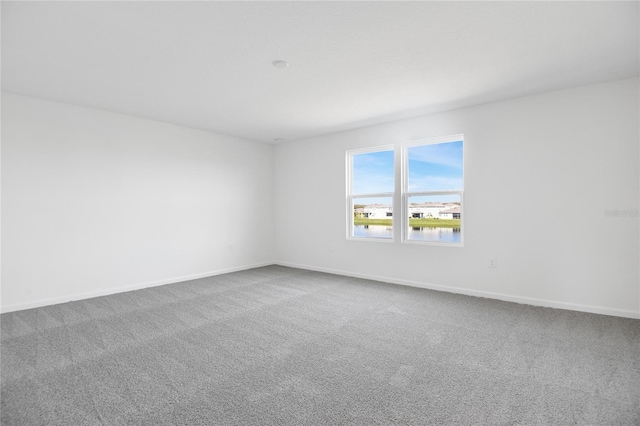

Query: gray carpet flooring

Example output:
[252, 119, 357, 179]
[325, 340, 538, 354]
[1, 265, 639, 425]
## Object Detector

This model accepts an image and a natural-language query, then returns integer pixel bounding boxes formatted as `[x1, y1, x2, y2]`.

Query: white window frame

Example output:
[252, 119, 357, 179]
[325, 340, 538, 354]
[402, 134, 464, 247]
[346, 145, 395, 242]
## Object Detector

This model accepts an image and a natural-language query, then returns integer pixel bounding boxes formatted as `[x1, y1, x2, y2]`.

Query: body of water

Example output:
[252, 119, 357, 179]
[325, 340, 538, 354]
[353, 225, 461, 243]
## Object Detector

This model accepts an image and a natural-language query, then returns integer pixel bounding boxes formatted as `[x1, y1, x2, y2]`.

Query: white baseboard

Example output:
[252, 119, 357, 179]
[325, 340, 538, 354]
[0, 261, 274, 314]
[276, 261, 640, 320]
[4, 260, 638, 320]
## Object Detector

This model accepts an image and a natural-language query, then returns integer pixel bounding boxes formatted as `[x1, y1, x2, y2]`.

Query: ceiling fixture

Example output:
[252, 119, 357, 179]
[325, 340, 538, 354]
[274, 138, 284, 142]
[272, 60, 289, 69]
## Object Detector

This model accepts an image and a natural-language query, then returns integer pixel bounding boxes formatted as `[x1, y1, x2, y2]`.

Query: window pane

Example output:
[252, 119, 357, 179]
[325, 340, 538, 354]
[407, 194, 461, 243]
[408, 141, 463, 192]
[353, 196, 393, 239]
[352, 150, 394, 194]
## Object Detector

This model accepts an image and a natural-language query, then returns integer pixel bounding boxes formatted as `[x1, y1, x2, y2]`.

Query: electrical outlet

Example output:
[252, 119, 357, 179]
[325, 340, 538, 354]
[489, 258, 497, 268]
[329, 245, 335, 253]
[228, 244, 233, 252]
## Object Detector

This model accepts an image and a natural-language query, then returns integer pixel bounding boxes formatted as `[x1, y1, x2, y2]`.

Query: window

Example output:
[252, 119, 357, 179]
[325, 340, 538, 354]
[347, 146, 394, 240]
[404, 135, 464, 245]
[347, 135, 464, 246]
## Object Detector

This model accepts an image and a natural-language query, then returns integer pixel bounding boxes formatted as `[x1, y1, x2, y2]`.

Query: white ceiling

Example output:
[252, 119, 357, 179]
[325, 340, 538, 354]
[2, 1, 639, 144]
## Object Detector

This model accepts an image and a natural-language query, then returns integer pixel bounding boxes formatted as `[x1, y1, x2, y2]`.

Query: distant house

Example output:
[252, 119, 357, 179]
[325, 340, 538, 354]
[439, 205, 461, 219]
[357, 202, 460, 220]
[361, 204, 392, 219]
[408, 202, 446, 219]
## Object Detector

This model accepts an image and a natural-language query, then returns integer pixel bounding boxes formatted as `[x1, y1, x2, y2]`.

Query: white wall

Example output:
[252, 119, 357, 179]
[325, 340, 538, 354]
[1, 93, 275, 312]
[3, 79, 639, 318]
[275, 77, 640, 318]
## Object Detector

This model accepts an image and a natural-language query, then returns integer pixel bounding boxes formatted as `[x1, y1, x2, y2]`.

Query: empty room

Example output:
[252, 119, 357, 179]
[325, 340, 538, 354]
[1, 1, 639, 425]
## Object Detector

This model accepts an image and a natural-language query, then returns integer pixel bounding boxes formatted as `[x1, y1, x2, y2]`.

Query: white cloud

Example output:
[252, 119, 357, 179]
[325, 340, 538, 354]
[408, 142, 462, 169]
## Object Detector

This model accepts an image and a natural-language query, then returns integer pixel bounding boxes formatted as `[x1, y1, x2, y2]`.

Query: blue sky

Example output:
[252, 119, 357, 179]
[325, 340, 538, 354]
[352, 150, 394, 194]
[352, 141, 463, 205]
[408, 141, 463, 192]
